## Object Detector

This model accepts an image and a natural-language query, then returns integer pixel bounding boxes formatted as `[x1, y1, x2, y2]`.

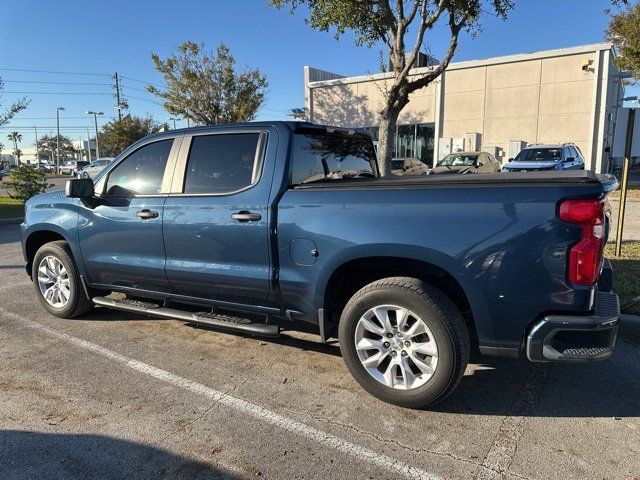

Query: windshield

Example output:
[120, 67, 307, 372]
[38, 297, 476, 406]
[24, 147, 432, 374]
[515, 148, 562, 162]
[290, 132, 377, 184]
[437, 154, 477, 167]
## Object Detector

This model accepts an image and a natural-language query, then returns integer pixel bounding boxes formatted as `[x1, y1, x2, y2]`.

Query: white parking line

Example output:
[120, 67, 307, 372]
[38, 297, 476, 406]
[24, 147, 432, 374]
[0, 307, 442, 480]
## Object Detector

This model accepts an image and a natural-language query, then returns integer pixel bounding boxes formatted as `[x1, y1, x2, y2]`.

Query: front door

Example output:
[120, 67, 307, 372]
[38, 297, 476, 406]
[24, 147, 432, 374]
[162, 130, 273, 306]
[78, 137, 179, 292]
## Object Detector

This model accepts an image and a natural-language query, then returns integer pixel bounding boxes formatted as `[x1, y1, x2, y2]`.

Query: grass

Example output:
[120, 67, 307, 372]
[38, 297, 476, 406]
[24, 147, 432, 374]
[605, 241, 640, 315]
[0, 196, 24, 219]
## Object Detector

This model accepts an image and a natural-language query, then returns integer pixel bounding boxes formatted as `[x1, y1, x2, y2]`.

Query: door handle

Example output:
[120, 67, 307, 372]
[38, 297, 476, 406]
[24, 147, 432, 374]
[231, 211, 262, 222]
[136, 209, 159, 219]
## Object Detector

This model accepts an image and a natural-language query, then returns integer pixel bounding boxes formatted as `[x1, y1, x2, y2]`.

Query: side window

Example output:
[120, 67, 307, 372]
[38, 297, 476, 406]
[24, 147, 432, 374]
[183, 133, 261, 194]
[105, 139, 173, 197]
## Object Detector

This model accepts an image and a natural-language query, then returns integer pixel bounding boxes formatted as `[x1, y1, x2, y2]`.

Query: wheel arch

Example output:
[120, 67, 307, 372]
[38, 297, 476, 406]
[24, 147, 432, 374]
[316, 245, 493, 346]
[24, 227, 74, 278]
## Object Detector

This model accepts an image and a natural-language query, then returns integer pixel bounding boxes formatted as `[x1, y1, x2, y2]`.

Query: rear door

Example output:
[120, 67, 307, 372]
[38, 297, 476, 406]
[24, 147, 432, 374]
[78, 137, 180, 292]
[162, 129, 273, 306]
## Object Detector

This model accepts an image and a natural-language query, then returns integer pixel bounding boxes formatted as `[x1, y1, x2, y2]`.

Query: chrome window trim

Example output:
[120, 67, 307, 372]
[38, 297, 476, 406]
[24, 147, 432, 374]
[94, 136, 182, 199]
[169, 130, 268, 197]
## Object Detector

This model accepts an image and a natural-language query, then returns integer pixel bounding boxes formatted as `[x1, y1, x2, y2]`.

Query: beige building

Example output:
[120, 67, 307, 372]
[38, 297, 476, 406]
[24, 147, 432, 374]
[304, 43, 624, 172]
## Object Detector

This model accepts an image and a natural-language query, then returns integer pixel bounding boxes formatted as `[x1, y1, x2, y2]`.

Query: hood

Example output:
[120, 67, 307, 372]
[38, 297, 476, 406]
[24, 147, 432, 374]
[504, 161, 558, 171]
[25, 188, 67, 207]
[430, 165, 473, 175]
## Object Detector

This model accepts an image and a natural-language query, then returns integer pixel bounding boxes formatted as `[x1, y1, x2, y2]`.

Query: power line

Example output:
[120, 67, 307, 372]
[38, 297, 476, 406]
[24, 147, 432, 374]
[0, 67, 110, 76]
[2, 91, 113, 96]
[3, 80, 112, 86]
[120, 75, 165, 90]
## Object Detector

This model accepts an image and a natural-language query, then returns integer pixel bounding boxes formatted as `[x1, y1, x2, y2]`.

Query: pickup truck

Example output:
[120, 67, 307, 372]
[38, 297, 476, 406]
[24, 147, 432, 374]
[21, 121, 620, 409]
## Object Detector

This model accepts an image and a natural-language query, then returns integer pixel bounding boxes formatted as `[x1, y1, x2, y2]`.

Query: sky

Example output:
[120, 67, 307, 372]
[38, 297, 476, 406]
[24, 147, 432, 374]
[0, 0, 628, 151]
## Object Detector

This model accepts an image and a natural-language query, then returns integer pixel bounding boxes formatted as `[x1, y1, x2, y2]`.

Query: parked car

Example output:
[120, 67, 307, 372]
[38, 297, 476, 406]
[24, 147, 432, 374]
[76, 158, 114, 179]
[502, 143, 585, 172]
[432, 151, 501, 175]
[21, 122, 620, 409]
[391, 157, 431, 176]
[59, 160, 90, 176]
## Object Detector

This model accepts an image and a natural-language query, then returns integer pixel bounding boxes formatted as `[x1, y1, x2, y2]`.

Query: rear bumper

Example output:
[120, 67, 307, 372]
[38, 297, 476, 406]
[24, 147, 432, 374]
[526, 290, 619, 363]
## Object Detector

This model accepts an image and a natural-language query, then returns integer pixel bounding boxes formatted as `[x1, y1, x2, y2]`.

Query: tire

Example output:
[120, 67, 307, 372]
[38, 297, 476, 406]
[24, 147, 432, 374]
[32, 240, 93, 318]
[338, 277, 469, 409]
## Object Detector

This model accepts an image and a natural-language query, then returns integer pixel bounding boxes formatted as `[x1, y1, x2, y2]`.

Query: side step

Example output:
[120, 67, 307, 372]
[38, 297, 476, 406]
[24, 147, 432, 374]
[92, 296, 280, 337]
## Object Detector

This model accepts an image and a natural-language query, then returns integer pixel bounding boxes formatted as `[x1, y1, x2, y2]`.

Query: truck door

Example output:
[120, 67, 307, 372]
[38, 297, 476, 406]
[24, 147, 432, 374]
[78, 137, 180, 292]
[162, 130, 273, 306]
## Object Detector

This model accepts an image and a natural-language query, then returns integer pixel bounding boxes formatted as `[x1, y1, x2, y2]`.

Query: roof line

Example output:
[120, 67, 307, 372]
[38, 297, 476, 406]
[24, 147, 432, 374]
[308, 42, 614, 88]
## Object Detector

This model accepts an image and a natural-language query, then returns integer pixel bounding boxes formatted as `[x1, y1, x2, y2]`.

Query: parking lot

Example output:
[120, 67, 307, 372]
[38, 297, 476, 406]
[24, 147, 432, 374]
[0, 224, 639, 480]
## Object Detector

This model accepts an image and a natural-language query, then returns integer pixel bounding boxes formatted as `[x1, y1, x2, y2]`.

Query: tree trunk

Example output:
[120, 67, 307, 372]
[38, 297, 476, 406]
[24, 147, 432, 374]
[376, 109, 399, 177]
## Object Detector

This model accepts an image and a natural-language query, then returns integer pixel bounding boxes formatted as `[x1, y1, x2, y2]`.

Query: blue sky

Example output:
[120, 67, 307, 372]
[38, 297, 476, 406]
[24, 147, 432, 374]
[0, 0, 624, 149]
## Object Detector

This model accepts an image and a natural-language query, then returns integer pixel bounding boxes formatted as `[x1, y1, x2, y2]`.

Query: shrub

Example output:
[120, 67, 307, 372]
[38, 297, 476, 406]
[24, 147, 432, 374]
[3, 165, 50, 202]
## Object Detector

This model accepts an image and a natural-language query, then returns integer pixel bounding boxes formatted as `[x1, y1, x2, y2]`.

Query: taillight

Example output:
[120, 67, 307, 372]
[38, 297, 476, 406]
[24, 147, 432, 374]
[559, 199, 605, 286]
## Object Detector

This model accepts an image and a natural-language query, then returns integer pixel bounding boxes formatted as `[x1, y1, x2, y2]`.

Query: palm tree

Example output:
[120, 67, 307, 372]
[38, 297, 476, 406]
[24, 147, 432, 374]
[7, 131, 22, 165]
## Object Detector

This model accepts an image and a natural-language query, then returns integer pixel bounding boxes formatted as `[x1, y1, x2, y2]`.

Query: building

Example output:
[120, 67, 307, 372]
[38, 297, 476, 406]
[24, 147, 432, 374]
[304, 43, 624, 173]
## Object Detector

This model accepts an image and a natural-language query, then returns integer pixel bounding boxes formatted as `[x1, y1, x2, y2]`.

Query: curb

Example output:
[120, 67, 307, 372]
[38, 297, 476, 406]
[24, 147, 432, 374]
[0, 217, 24, 226]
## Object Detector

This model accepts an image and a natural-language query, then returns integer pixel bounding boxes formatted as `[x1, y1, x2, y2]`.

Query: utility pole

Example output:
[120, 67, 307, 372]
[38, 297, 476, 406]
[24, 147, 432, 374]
[615, 107, 635, 257]
[34, 126, 40, 167]
[114, 72, 123, 121]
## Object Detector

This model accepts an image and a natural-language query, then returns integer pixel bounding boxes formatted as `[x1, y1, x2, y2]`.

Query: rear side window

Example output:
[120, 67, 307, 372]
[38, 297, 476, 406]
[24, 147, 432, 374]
[290, 133, 377, 185]
[105, 139, 173, 197]
[183, 133, 261, 194]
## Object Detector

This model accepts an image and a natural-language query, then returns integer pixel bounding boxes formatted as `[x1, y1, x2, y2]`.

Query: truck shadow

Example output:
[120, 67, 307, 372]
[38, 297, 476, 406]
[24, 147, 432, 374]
[0, 430, 244, 480]
[76, 309, 640, 418]
[433, 331, 640, 417]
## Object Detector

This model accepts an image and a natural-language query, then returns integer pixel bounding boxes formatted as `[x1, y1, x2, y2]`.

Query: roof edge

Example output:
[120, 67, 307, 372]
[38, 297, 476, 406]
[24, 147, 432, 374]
[308, 42, 614, 88]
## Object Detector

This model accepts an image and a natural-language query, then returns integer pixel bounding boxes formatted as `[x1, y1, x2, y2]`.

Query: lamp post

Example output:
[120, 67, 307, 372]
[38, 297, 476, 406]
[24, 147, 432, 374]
[56, 106, 65, 169]
[86, 111, 103, 159]
[168, 117, 178, 129]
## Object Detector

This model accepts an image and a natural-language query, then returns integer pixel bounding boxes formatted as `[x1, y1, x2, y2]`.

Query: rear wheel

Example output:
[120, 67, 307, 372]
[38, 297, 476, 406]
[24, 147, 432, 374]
[338, 277, 469, 409]
[32, 241, 93, 318]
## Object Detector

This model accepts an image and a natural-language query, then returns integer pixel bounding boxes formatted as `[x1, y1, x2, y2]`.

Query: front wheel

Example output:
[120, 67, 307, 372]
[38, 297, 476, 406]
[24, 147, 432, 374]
[338, 277, 469, 409]
[32, 241, 93, 318]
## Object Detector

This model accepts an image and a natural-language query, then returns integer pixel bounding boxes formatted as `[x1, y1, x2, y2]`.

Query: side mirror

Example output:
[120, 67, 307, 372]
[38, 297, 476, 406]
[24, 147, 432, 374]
[508, 158, 514, 162]
[564, 157, 575, 163]
[66, 178, 94, 199]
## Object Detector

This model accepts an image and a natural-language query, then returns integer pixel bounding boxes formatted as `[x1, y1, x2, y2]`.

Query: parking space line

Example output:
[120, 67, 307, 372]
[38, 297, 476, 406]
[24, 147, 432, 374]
[0, 307, 442, 480]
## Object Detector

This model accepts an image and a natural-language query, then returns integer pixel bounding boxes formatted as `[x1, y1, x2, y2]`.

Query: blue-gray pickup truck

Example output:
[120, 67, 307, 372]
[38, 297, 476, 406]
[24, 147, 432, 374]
[21, 122, 620, 408]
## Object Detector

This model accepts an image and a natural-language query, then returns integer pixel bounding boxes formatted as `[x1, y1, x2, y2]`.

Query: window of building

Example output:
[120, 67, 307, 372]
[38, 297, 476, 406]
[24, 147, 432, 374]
[364, 123, 435, 165]
[105, 139, 173, 197]
[183, 133, 261, 194]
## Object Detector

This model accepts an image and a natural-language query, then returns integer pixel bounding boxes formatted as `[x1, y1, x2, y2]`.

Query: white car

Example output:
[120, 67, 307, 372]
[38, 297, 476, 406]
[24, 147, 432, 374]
[76, 158, 114, 179]
[59, 160, 90, 176]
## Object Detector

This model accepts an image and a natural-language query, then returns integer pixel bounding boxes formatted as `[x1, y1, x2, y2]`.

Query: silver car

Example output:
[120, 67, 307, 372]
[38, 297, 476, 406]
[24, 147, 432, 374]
[76, 158, 114, 178]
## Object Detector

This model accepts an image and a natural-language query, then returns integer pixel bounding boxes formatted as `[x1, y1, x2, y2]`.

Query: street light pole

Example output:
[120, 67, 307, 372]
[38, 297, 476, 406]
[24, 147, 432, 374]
[56, 106, 65, 169]
[615, 107, 635, 257]
[168, 117, 178, 129]
[86, 111, 103, 159]
[86, 128, 92, 163]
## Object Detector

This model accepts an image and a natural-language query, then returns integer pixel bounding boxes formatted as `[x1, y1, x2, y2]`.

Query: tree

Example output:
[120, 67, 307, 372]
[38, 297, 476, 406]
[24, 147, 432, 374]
[0, 77, 29, 127]
[97, 115, 166, 156]
[36, 134, 77, 162]
[607, 1, 640, 82]
[148, 41, 268, 125]
[270, 0, 513, 175]
[3, 165, 50, 202]
[7, 131, 22, 165]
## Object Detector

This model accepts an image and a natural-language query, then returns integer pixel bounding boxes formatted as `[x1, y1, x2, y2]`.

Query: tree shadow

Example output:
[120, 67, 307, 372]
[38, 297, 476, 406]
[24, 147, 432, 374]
[0, 430, 244, 479]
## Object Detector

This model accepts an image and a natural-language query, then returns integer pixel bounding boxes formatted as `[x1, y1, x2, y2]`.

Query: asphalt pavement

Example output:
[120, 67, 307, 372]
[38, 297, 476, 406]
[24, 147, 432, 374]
[0, 224, 639, 480]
